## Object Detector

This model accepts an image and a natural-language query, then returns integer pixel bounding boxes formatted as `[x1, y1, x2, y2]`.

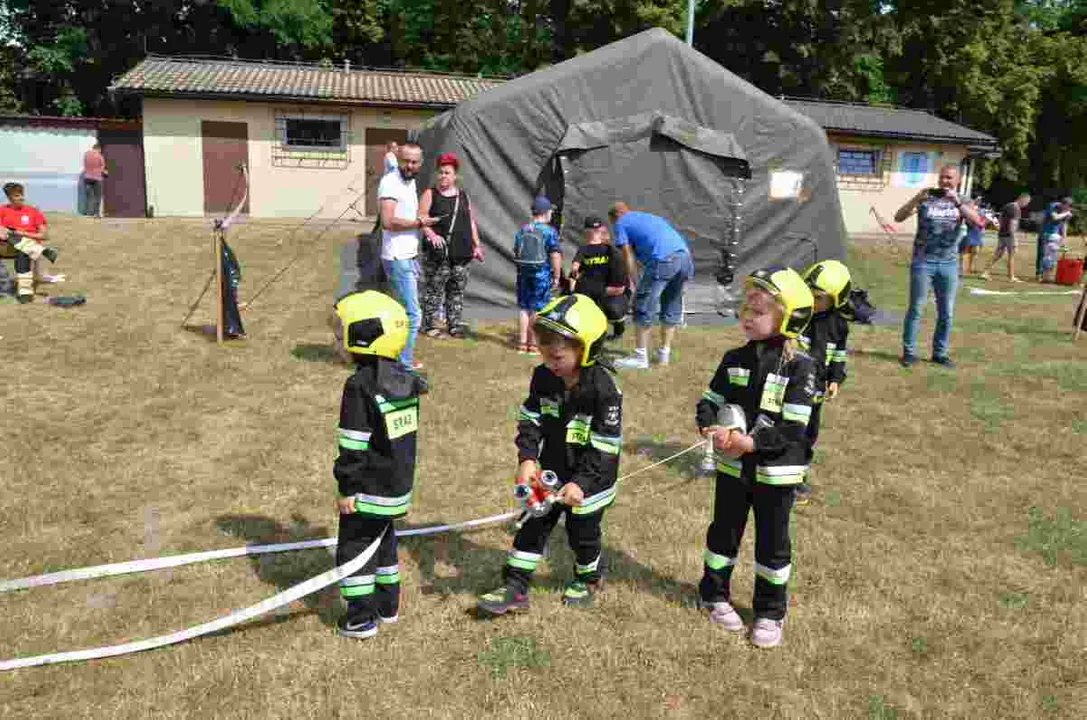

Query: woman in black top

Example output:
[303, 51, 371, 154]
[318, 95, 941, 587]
[419, 153, 483, 338]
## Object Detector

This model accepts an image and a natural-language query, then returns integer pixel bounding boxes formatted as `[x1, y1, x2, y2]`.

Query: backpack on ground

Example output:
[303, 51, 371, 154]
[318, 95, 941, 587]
[515, 224, 549, 266]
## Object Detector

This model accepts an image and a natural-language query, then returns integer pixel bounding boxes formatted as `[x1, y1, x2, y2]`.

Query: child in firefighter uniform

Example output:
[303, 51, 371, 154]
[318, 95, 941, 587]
[794, 260, 852, 503]
[333, 290, 426, 639]
[695, 267, 816, 648]
[478, 294, 622, 614]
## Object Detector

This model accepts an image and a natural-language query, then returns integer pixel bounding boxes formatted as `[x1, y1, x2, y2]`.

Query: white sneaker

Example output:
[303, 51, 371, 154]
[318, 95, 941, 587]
[699, 599, 744, 632]
[750, 617, 784, 648]
[615, 354, 650, 370]
[656, 349, 671, 366]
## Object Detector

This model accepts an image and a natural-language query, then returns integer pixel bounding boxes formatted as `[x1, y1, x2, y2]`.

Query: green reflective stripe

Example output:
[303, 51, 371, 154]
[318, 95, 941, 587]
[572, 486, 616, 515]
[375, 565, 400, 584]
[755, 465, 807, 485]
[376, 397, 419, 413]
[339, 437, 370, 451]
[339, 428, 371, 442]
[352, 491, 412, 515]
[702, 389, 725, 405]
[540, 400, 560, 417]
[782, 403, 811, 425]
[727, 368, 750, 387]
[576, 555, 600, 574]
[754, 562, 791, 585]
[519, 405, 541, 425]
[589, 432, 621, 455]
[507, 550, 541, 571]
[340, 584, 375, 597]
[704, 549, 736, 570]
[832, 350, 848, 362]
[340, 575, 376, 587]
[716, 459, 742, 477]
[797, 335, 811, 351]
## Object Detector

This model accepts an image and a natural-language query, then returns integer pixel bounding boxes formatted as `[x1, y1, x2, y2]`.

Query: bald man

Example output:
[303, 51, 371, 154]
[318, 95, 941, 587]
[894, 165, 984, 368]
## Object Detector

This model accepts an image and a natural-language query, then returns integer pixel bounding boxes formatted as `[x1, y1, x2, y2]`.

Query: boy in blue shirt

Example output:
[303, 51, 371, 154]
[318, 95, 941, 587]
[513, 196, 562, 354]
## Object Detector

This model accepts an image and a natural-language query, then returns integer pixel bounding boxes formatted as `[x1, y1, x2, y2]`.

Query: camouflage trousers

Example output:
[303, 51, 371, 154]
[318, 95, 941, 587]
[421, 254, 470, 333]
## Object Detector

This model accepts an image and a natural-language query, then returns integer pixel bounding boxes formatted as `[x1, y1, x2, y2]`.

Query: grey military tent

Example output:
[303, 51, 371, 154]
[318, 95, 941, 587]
[412, 27, 845, 317]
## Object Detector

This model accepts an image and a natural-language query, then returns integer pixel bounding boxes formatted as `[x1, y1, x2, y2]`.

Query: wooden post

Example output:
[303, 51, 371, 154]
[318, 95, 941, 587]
[214, 228, 224, 344]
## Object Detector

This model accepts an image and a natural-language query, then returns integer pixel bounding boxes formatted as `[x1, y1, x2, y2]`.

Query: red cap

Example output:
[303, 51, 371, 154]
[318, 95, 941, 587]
[436, 152, 459, 170]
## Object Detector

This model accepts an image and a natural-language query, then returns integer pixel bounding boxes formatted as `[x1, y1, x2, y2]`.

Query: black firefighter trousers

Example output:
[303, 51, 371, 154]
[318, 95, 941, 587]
[503, 504, 606, 594]
[699, 470, 795, 621]
[336, 514, 401, 621]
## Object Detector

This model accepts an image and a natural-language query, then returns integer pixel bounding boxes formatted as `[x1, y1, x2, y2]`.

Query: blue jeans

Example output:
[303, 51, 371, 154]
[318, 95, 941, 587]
[382, 258, 421, 367]
[902, 259, 958, 359]
[634, 250, 695, 326]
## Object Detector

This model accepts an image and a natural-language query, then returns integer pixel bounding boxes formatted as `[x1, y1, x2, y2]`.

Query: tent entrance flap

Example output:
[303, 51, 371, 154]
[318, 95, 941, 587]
[553, 114, 748, 314]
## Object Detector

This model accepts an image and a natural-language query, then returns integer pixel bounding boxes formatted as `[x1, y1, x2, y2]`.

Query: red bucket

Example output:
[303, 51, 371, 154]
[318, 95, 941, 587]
[1056, 257, 1084, 286]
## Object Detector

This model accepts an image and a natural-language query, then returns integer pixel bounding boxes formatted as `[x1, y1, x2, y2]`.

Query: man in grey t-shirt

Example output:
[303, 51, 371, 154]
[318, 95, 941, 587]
[981, 193, 1030, 282]
[894, 164, 984, 368]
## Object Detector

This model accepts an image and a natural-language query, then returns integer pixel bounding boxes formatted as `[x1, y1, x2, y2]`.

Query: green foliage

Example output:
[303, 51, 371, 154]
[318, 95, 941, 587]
[476, 636, 551, 678]
[1017, 506, 1086, 566]
[217, 0, 333, 48]
[998, 591, 1028, 609]
[868, 695, 900, 720]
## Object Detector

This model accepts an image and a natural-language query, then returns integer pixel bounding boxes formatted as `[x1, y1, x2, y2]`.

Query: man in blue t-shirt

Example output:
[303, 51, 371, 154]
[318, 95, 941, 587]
[1035, 197, 1073, 281]
[608, 202, 695, 369]
[893, 164, 984, 369]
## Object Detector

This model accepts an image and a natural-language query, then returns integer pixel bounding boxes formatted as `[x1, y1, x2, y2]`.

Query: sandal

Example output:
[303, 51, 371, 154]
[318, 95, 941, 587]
[423, 328, 444, 338]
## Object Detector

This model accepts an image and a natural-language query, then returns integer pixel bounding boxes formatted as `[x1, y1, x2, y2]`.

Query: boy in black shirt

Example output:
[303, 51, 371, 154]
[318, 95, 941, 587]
[570, 216, 628, 338]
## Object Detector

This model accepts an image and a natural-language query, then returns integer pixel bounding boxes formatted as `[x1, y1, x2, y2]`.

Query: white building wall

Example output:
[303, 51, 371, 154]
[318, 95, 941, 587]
[142, 98, 435, 218]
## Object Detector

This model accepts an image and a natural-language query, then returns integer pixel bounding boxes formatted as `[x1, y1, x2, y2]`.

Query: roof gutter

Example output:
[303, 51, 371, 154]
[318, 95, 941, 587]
[108, 88, 462, 112]
[824, 126, 998, 148]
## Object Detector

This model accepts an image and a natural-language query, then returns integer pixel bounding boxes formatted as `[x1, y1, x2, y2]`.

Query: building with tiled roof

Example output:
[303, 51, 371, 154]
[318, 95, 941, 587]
[781, 98, 1000, 234]
[110, 55, 506, 218]
[110, 55, 505, 110]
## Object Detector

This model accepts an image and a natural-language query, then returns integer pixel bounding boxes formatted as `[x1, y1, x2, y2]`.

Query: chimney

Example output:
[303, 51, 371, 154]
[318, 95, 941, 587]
[344, 59, 350, 72]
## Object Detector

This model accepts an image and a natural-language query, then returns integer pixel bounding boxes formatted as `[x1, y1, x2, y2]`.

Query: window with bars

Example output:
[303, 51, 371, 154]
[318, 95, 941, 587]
[838, 149, 880, 176]
[273, 114, 351, 168]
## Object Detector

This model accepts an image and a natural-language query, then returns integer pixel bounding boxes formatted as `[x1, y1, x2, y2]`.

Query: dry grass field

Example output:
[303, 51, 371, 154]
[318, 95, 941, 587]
[1, 216, 1085, 719]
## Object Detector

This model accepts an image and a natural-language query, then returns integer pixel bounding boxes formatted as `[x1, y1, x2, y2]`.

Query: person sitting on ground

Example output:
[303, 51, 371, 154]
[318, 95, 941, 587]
[477, 294, 621, 615]
[513, 196, 562, 355]
[608, 201, 695, 369]
[0, 182, 62, 304]
[982, 193, 1030, 282]
[569, 215, 628, 339]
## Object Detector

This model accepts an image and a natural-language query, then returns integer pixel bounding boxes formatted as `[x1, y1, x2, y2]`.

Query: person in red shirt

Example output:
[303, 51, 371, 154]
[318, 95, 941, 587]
[0, 182, 62, 303]
[82, 143, 108, 217]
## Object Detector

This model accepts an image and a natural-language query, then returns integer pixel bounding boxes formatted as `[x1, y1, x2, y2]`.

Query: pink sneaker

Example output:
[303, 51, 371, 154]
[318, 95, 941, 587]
[700, 600, 744, 632]
[750, 617, 784, 648]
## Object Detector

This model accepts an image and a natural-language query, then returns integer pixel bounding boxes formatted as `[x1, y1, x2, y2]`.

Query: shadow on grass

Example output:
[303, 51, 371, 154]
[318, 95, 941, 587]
[624, 438, 707, 482]
[847, 347, 904, 365]
[215, 513, 340, 627]
[397, 517, 699, 619]
[181, 324, 248, 346]
[291, 343, 337, 363]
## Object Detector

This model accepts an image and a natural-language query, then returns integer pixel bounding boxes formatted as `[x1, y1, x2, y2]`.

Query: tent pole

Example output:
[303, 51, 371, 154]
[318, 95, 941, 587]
[686, 0, 696, 45]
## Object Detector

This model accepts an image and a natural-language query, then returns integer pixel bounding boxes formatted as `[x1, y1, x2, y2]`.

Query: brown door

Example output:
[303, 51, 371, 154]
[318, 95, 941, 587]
[202, 121, 250, 215]
[365, 128, 409, 216]
[99, 128, 147, 218]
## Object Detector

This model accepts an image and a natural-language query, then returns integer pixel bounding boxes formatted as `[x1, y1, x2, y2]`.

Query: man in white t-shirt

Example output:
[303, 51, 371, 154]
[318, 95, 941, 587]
[378, 142, 437, 370]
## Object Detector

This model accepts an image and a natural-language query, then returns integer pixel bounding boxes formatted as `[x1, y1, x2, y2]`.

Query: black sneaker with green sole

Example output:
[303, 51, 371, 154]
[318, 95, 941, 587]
[561, 580, 598, 608]
[477, 586, 530, 616]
